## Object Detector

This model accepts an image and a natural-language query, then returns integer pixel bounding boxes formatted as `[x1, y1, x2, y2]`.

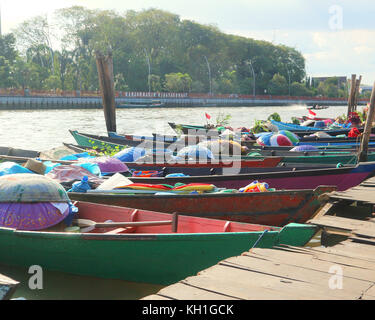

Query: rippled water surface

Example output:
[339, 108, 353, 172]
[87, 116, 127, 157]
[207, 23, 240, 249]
[0, 105, 349, 151]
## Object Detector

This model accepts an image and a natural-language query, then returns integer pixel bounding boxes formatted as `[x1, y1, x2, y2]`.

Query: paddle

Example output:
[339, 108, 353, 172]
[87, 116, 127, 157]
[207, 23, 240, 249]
[74, 212, 178, 233]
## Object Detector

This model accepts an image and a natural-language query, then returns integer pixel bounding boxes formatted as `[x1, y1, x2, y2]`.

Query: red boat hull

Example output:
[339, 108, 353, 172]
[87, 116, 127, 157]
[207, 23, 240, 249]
[69, 186, 335, 227]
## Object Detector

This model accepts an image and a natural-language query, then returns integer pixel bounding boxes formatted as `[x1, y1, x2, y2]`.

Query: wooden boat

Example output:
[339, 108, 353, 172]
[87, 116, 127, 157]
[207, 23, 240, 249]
[69, 130, 161, 149]
[69, 186, 334, 227]
[117, 100, 165, 108]
[169, 122, 218, 135]
[245, 150, 375, 165]
[0, 201, 317, 285]
[120, 161, 375, 191]
[0, 273, 19, 300]
[270, 120, 343, 132]
[307, 105, 329, 110]
[0, 146, 40, 158]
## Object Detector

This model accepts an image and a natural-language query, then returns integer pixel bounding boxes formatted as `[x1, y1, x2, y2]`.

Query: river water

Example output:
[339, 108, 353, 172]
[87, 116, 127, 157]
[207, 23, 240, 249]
[0, 104, 350, 151]
[0, 105, 349, 299]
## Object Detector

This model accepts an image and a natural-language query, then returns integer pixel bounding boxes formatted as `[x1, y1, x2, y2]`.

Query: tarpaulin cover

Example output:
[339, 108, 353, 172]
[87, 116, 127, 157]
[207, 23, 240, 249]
[0, 202, 69, 230]
[46, 165, 105, 187]
[278, 130, 299, 145]
[113, 147, 146, 162]
[80, 157, 129, 174]
[0, 174, 69, 203]
[177, 145, 214, 159]
[0, 162, 34, 176]
[257, 133, 293, 147]
[290, 145, 319, 152]
[199, 140, 241, 156]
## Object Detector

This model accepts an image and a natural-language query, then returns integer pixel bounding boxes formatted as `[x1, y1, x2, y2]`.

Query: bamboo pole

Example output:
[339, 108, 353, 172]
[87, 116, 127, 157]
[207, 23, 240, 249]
[358, 81, 375, 162]
[95, 51, 116, 133]
[353, 75, 362, 111]
[347, 74, 357, 116]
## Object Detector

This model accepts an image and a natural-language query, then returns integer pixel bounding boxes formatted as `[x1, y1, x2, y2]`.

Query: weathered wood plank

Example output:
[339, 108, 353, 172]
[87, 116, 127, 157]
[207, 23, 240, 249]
[245, 248, 375, 281]
[192, 263, 366, 300]
[156, 282, 237, 300]
[220, 255, 372, 295]
[141, 294, 173, 300]
[309, 215, 375, 238]
[306, 243, 375, 263]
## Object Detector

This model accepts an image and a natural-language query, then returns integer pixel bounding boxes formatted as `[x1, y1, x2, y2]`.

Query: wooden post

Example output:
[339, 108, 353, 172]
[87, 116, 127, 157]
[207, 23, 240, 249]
[347, 74, 357, 117]
[353, 75, 362, 111]
[171, 212, 178, 233]
[95, 51, 116, 133]
[358, 81, 375, 162]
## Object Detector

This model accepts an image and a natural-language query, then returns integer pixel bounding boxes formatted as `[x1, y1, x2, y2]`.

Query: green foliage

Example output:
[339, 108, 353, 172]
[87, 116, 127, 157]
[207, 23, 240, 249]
[291, 117, 300, 124]
[251, 119, 268, 134]
[268, 73, 288, 95]
[290, 82, 313, 96]
[88, 140, 127, 157]
[3, 7, 307, 95]
[164, 73, 192, 92]
[215, 112, 232, 127]
[267, 112, 281, 122]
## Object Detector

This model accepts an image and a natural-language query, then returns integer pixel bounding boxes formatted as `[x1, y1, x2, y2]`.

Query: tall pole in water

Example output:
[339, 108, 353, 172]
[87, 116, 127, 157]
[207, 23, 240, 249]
[95, 50, 117, 134]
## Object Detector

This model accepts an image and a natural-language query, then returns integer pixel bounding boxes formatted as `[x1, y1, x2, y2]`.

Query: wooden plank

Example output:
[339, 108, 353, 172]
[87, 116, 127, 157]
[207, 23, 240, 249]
[306, 243, 375, 263]
[141, 294, 173, 300]
[190, 263, 366, 300]
[156, 282, 237, 300]
[361, 284, 375, 298]
[309, 215, 375, 238]
[191, 266, 347, 300]
[220, 255, 372, 295]
[245, 249, 375, 281]
[308, 202, 333, 220]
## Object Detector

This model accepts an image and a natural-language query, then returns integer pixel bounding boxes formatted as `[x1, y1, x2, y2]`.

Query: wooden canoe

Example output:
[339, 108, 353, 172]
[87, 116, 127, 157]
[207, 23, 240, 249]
[0, 201, 317, 285]
[119, 161, 375, 191]
[69, 186, 335, 227]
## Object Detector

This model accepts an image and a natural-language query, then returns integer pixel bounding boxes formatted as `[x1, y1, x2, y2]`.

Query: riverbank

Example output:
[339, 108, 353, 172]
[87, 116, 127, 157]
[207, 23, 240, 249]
[0, 95, 364, 110]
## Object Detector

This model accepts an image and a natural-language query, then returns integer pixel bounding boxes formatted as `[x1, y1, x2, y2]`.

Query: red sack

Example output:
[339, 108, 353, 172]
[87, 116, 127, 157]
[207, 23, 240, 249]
[348, 127, 361, 138]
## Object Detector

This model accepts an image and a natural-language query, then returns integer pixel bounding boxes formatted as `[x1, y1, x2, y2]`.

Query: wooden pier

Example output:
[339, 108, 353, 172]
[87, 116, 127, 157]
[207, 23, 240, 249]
[142, 176, 375, 300]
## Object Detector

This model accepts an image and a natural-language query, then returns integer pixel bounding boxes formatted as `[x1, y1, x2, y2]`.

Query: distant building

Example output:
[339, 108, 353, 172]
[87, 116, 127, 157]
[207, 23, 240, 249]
[312, 76, 347, 88]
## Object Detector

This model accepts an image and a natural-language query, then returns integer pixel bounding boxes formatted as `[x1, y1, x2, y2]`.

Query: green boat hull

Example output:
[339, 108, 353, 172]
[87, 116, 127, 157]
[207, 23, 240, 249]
[0, 223, 315, 285]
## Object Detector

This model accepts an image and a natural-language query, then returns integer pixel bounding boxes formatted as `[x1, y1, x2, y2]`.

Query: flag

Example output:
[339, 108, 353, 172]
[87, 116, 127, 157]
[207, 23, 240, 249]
[205, 112, 211, 120]
[308, 109, 316, 117]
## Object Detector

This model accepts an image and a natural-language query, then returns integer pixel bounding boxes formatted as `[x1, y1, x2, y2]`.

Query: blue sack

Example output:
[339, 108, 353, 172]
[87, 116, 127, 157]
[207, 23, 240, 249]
[0, 162, 34, 176]
[67, 176, 91, 193]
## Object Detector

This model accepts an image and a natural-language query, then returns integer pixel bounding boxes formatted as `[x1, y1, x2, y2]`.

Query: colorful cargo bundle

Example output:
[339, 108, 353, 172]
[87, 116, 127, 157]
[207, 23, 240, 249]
[239, 180, 275, 193]
[0, 174, 75, 231]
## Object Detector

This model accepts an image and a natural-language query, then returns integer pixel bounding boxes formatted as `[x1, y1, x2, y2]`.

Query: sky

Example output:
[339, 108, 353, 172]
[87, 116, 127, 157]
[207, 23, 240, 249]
[1, 0, 375, 85]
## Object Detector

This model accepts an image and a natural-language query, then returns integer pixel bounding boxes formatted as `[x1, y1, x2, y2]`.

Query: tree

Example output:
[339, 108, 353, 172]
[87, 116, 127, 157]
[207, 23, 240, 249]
[290, 82, 313, 96]
[268, 73, 288, 95]
[164, 73, 192, 92]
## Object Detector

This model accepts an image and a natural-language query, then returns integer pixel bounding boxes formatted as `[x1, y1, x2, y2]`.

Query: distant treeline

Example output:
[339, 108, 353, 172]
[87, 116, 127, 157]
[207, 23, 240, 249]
[0, 6, 364, 98]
